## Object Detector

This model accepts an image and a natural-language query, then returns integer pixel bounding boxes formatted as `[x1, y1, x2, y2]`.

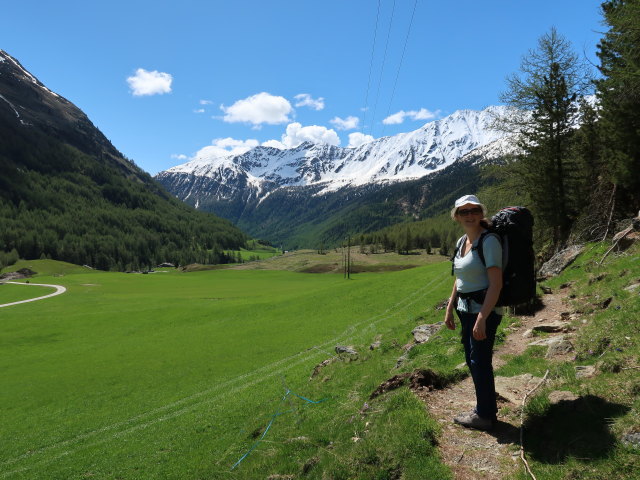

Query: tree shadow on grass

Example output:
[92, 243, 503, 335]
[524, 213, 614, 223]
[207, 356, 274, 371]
[523, 395, 629, 463]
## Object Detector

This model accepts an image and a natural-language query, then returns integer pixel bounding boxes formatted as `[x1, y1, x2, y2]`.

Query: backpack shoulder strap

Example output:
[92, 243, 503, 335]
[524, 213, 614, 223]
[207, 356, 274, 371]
[450, 235, 467, 276]
[474, 231, 500, 267]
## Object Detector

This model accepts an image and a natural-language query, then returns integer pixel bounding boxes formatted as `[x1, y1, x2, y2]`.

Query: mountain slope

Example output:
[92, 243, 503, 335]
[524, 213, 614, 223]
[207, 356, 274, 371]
[156, 110, 514, 249]
[157, 106, 508, 202]
[0, 50, 246, 269]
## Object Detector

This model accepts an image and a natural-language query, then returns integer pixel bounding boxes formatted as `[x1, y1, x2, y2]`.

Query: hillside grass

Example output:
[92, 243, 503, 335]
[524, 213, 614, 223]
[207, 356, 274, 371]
[0, 255, 466, 479]
[0, 259, 97, 277]
[224, 245, 282, 261]
[497, 242, 640, 479]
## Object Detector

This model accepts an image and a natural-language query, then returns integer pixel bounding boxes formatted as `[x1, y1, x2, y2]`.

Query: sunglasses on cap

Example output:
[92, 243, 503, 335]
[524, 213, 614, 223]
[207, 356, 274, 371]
[457, 207, 483, 216]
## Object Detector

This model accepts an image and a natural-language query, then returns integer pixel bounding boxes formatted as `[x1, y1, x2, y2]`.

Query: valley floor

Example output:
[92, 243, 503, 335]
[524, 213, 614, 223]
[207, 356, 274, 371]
[1, 243, 637, 479]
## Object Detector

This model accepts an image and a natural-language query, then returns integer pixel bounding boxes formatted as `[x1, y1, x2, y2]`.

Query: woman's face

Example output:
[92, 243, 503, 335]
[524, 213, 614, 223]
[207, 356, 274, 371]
[455, 203, 483, 229]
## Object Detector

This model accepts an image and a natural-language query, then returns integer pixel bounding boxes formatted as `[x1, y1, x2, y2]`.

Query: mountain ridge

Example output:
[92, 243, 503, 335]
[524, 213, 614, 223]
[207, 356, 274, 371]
[155, 106, 516, 248]
[157, 106, 511, 203]
[0, 50, 142, 181]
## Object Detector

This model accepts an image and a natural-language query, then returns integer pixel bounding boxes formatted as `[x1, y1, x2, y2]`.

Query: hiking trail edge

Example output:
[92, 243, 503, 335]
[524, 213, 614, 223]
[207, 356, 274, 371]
[413, 291, 570, 479]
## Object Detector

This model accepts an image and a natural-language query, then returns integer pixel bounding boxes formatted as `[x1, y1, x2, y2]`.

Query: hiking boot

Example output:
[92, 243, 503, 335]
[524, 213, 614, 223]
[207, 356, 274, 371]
[453, 411, 493, 431]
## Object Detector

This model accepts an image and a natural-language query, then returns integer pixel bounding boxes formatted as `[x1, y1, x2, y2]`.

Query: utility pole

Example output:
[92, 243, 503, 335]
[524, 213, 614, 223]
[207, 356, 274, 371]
[347, 235, 351, 279]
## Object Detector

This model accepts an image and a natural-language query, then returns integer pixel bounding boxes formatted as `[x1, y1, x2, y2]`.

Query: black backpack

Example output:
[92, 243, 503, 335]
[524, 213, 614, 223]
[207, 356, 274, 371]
[451, 206, 536, 307]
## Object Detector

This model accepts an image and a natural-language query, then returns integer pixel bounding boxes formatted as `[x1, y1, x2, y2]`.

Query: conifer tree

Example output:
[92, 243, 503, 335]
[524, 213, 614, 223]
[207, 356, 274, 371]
[596, 0, 640, 216]
[499, 28, 593, 248]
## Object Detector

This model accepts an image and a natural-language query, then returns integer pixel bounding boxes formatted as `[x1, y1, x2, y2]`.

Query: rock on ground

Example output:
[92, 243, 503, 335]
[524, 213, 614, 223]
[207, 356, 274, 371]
[575, 365, 597, 379]
[548, 390, 579, 404]
[532, 321, 569, 333]
[621, 432, 640, 449]
[494, 374, 544, 405]
[0, 268, 37, 280]
[412, 322, 444, 343]
[335, 345, 358, 356]
[538, 245, 584, 279]
[545, 338, 574, 358]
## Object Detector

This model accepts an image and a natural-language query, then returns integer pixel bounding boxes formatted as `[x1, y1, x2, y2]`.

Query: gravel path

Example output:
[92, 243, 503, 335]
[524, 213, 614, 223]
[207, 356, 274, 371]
[0, 281, 67, 308]
[414, 292, 570, 479]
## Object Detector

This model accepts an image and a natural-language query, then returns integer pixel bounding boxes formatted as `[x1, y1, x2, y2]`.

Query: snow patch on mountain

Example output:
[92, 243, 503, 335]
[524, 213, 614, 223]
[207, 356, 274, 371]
[0, 50, 60, 98]
[157, 106, 512, 202]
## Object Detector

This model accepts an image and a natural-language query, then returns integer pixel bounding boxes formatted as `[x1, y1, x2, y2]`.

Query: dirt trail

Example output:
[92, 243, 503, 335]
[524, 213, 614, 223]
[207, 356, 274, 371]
[413, 292, 570, 479]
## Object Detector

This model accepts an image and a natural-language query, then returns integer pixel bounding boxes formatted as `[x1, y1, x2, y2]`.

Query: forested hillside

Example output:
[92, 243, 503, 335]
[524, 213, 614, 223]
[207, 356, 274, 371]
[0, 50, 246, 270]
[232, 144, 505, 250]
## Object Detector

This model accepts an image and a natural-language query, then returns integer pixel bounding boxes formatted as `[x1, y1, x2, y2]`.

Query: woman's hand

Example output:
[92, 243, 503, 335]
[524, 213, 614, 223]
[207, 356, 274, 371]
[445, 309, 456, 330]
[473, 314, 487, 340]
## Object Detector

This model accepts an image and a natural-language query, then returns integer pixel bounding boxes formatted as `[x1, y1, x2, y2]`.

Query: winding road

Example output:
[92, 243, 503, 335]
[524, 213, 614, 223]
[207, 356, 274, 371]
[0, 281, 67, 308]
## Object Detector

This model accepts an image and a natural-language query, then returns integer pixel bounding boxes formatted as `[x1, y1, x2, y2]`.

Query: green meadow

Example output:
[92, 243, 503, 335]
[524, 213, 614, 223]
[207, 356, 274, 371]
[0, 283, 57, 305]
[1, 258, 457, 479]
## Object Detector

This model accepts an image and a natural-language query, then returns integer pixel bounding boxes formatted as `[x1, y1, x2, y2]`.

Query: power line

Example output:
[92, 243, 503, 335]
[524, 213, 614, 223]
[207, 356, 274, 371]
[381, 0, 419, 137]
[369, 0, 397, 137]
[361, 0, 382, 135]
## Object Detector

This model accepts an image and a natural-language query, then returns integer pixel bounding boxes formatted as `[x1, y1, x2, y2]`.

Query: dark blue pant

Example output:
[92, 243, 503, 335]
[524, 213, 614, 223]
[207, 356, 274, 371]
[456, 310, 502, 420]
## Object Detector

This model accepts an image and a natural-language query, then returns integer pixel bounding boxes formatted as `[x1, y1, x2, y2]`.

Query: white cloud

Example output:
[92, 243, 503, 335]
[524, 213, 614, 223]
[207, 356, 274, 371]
[262, 139, 287, 150]
[382, 111, 406, 125]
[214, 137, 260, 151]
[194, 108, 205, 113]
[187, 137, 260, 162]
[199, 99, 213, 105]
[382, 108, 440, 125]
[171, 154, 188, 160]
[264, 122, 341, 149]
[347, 132, 375, 148]
[412, 108, 439, 120]
[294, 93, 325, 111]
[127, 68, 173, 96]
[282, 122, 340, 148]
[330, 115, 359, 131]
[220, 92, 293, 126]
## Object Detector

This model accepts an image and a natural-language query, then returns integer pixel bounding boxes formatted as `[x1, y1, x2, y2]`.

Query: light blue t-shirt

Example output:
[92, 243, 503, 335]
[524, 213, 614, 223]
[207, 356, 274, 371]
[453, 232, 503, 313]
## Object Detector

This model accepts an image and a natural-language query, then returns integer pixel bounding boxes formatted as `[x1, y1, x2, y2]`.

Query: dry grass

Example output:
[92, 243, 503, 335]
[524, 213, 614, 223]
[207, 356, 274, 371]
[228, 248, 448, 273]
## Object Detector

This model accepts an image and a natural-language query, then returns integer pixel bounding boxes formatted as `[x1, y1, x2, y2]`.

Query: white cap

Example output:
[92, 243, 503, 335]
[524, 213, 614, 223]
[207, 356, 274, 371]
[454, 194, 482, 208]
[451, 194, 487, 219]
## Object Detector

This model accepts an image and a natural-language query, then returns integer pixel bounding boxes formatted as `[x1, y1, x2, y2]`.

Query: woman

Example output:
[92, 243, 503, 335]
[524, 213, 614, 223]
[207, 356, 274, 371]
[444, 194, 503, 431]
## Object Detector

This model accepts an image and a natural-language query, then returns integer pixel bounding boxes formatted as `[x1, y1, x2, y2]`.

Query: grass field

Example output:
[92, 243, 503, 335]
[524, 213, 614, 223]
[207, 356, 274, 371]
[231, 248, 447, 273]
[0, 283, 57, 305]
[0, 256, 459, 479]
[225, 246, 282, 262]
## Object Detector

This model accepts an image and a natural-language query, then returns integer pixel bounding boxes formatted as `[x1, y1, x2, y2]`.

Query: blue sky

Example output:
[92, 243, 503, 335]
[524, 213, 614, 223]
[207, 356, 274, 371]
[2, 0, 603, 174]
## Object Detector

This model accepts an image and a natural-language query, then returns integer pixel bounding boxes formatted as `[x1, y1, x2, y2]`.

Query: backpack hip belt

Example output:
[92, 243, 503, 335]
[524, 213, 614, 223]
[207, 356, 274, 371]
[457, 289, 487, 305]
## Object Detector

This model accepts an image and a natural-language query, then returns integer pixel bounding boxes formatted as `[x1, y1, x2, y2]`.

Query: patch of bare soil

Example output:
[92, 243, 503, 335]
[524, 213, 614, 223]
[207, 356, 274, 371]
[413, 292, 571, 479]
[0, 268, 37, 280]
[299, 264, 339, 273]
[369, 369, 453, 400]
[350, 264, 418, 273]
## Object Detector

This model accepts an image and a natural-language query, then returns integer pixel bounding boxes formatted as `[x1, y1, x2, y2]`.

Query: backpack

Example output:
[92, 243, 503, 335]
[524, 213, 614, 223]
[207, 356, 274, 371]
[451, 206, 536, 307]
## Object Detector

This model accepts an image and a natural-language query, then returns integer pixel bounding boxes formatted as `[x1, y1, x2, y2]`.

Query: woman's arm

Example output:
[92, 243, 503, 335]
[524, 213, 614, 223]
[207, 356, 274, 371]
[472, 266, 502, 340]
[445, 279, 458, 330]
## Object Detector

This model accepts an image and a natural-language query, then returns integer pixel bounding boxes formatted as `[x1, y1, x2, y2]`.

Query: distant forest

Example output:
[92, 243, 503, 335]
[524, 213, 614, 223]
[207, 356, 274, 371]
[0, 123, 246, 271]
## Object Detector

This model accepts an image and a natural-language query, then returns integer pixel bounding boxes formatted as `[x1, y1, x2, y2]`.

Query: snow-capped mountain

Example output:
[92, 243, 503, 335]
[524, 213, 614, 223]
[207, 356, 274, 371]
[155, 106, 512, 206]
